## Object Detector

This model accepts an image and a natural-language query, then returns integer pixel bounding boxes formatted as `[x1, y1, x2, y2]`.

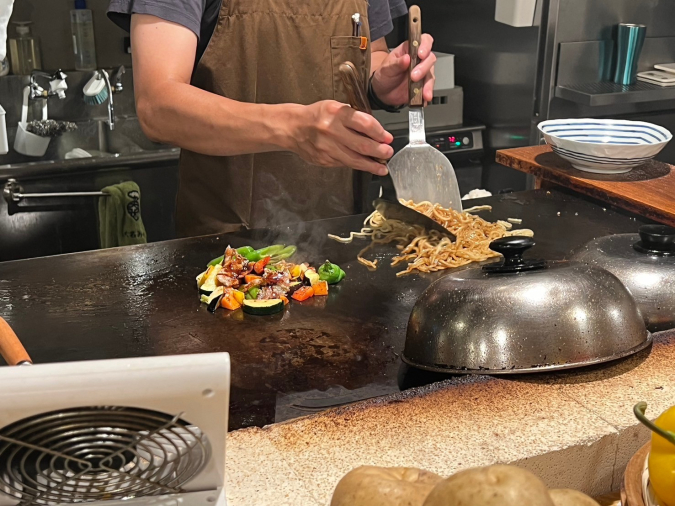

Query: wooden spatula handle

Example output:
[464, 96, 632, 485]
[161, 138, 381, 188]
[0, 317, 32, 366]
[408, 5, 423, 107]
[339, 61, 388, 165]
[339, 61, 372, 114]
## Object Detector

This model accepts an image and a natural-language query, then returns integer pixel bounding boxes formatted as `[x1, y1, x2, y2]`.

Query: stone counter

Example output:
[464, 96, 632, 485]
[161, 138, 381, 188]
[225, 330, 675, 505]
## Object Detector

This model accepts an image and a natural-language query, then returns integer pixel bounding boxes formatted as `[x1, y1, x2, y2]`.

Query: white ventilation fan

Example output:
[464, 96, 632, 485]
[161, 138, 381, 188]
[0, 351, 230, 506]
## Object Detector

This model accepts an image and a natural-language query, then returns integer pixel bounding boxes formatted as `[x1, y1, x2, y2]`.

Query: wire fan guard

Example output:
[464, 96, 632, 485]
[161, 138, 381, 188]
[0, 406, 211, 506]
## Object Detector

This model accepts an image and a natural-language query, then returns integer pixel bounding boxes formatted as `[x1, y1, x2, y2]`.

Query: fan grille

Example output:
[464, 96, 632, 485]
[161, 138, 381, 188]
[0, 407, 211, 506]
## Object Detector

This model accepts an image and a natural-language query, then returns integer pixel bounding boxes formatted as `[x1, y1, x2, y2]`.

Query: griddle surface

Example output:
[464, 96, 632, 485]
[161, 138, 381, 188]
[0, 190, 649, 429]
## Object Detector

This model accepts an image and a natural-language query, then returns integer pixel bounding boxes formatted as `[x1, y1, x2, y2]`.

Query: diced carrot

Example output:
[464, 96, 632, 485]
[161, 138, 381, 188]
[245, 274, 262, 284]
[280, 294, 290, 306]
[291, 286, 314, 302]
[254, 256, 271, 274]
[313, 280, 328, 296]
[221, 289, 242, 310]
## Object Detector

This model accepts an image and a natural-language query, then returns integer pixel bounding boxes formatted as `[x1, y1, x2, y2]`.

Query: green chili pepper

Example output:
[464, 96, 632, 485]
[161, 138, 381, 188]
[237, 246, 255, 257]
[270, 245, 297, 263]
[207, 246, 262, 267]
[248, 287, 260, 299]
[238, 246, 262, 262]
[256, 245, 286, 257]
[319, 260, 346, 284]
[208, 244, 295, 268]
[207, 256, 223, 268]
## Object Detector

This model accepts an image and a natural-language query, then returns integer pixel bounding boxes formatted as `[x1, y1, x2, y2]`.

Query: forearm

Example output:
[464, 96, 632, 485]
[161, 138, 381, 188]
[136, 81, 300, 157]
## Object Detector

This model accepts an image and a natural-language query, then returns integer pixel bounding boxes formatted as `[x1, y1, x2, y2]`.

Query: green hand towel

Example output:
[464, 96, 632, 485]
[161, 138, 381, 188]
[98, 181, 147, 249]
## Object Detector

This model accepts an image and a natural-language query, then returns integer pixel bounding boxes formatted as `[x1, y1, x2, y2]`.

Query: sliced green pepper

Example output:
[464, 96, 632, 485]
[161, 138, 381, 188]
[208, 255, 224, 268]
[270, 245, 297, 263]
[248, 287, 260, 300]
[238, 246, 262, 262]
[256, 245, 285, 257]
[208, 244, 295, 267]
[319, 260, 346, 284]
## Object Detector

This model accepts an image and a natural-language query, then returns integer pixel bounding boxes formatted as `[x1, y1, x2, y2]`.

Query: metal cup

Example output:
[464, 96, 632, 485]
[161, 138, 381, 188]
[614, 23, 647, 85]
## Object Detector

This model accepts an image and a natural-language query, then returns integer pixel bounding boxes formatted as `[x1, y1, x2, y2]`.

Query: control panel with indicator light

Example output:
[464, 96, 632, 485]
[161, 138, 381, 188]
[427, 132, 473, 151]
[389, 124, 485, 156]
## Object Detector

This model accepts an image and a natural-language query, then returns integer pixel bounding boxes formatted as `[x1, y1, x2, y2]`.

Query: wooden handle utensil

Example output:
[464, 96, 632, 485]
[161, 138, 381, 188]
[338, 61, 388, 165]
[408, 5, 423, 107]
[339, 61, 372, 114]
[0, 317, 32, 366]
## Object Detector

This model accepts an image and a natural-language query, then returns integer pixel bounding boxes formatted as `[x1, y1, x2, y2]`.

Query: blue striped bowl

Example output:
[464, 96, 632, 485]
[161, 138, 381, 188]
[538, 119, 672, 174]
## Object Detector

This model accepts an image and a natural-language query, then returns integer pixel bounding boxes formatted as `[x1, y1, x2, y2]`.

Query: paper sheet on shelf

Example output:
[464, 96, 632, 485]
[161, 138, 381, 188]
[0, 0, 14, 61]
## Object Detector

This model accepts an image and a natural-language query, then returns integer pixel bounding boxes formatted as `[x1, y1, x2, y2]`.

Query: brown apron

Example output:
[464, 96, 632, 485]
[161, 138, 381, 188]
[176, 0, 372, 237]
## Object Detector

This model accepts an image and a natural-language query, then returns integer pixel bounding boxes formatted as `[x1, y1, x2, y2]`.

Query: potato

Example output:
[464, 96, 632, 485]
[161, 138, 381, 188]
[549, 489, 601, 506]
[423, 465, 554, 506]
[331, 465, 443, 506]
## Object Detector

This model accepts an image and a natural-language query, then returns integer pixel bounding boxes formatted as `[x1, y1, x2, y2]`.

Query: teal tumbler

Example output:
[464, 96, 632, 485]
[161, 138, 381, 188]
[614, 23, 647, 85]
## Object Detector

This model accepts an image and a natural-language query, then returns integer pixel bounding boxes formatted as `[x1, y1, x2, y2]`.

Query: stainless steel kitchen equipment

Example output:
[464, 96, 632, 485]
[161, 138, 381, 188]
[403, 236, 651, 374]
[387, 5, 463, 211]
[0, 70, 180, 262]
[413, 0, 675, 193]
[3, 177, 110, 202]
[0, 317, 229, 506]
[372, 53, 462, 131]
[572, 225, 675, 332]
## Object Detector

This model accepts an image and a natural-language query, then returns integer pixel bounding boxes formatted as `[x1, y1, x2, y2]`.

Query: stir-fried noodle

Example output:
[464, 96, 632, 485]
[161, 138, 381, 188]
[328, 200, 533, 276]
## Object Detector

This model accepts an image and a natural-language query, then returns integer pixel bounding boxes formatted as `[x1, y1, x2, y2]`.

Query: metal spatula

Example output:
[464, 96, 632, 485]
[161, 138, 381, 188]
[387, 5, 463, 212]
[339, 62, 454, 238]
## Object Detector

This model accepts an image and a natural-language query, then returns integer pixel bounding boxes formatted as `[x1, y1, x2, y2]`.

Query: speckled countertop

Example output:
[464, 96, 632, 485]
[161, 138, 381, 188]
[225, 330, 675, 506]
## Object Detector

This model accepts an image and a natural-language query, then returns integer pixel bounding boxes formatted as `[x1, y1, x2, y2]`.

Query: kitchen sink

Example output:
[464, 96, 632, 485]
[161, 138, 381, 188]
[0, 116, 179, 169]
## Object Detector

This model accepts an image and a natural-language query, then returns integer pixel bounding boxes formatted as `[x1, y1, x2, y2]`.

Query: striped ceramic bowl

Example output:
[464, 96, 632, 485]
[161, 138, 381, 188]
[538, 119, 672, 174]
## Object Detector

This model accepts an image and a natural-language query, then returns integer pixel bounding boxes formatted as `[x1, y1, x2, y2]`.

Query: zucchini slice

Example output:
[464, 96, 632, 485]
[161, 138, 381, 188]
[200, 265, 221, 295]
[204, 287, 225, 313]
[287, 281, 302, 295]
[243, 299, 284, 316]
[305, 270, 321, 286]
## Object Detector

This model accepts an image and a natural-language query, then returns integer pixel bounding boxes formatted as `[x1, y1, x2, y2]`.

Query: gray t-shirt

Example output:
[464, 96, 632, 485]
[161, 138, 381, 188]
[108, 0, 407, 62]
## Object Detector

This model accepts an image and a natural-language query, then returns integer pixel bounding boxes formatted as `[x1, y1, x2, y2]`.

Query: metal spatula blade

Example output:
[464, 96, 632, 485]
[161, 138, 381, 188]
[377, 172, 455, 238]
[338, 62, 455, 240]
[387, 6, 463, 212]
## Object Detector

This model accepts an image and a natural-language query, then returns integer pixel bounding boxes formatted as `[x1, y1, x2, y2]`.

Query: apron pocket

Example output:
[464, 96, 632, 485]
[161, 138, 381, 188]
[330, 36, 369, 103]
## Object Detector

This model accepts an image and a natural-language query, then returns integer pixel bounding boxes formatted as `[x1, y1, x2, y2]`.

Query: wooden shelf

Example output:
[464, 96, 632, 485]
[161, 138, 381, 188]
[555, 81, 675, 107]
[496, 145, 675, 227]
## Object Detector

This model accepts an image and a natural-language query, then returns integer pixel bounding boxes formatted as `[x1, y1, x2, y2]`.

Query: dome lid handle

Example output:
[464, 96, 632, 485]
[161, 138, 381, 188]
[483, 236, 546, 273]
[634, 225, 675, 256]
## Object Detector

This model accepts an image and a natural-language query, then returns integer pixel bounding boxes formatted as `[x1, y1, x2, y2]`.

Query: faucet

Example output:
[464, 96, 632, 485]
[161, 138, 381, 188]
[29, 70, 68, 100]
[100, 65, 125, 131]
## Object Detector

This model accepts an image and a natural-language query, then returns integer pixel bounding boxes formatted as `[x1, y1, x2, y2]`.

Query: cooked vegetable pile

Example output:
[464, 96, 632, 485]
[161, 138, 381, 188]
[196, 244, 345, 315]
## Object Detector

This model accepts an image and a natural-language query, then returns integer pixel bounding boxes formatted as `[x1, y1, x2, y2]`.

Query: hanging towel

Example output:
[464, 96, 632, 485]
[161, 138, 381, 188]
[0, 0, 15, 61]
[98, 181, 147, 249]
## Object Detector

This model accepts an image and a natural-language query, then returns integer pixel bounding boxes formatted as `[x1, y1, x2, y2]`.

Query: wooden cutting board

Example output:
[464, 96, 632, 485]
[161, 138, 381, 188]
[496, 145, 675, 227]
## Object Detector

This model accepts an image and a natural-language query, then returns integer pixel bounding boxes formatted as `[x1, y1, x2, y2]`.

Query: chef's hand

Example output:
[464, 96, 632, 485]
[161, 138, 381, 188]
[289, 100, 393, 176]
[370, 35, 436, 107]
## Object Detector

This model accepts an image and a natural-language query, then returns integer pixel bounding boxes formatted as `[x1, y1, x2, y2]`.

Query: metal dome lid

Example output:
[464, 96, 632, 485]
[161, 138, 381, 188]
[403, 236, 650, 374]
[571, 225, 675, 332]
